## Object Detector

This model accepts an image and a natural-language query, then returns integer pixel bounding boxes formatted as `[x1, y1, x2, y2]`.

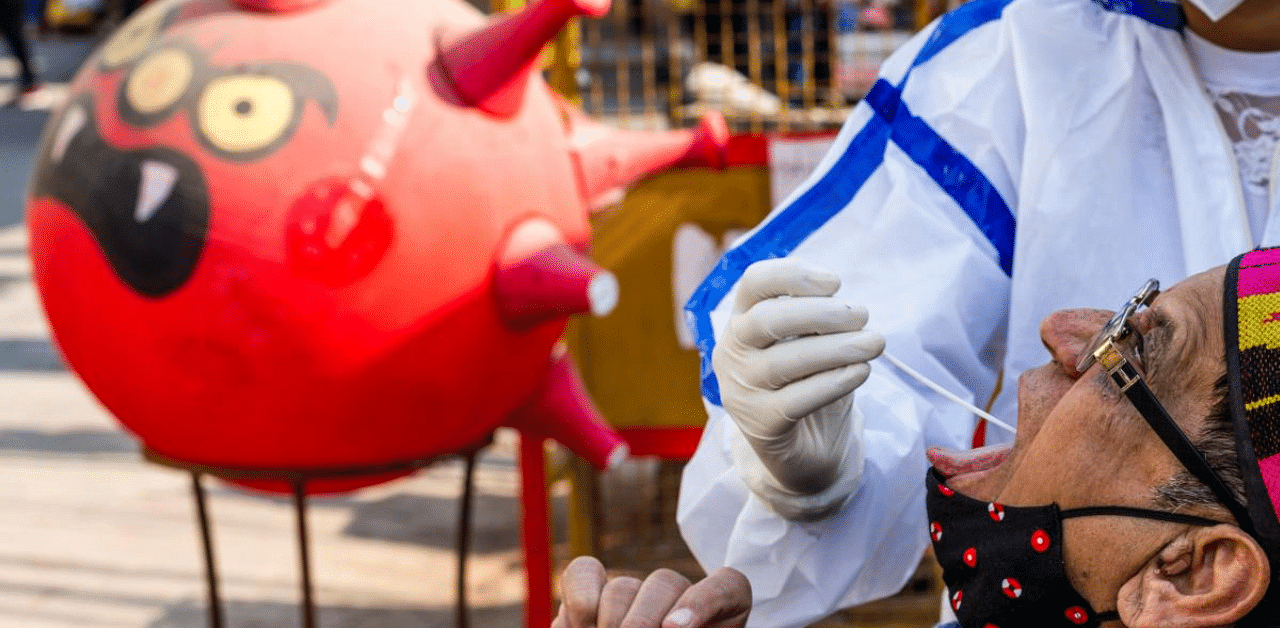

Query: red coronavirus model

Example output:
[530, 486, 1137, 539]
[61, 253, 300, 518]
[27, 0, 727, 492]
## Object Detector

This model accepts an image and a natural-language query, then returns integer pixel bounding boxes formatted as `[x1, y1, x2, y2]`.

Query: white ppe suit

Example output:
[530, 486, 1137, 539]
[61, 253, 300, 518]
[678, 0, 1277, 626]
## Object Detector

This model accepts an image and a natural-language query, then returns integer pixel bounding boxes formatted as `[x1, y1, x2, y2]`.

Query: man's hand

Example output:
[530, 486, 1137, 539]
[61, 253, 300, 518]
[552, 556, 750, 628]
[712, 258, 884, 496]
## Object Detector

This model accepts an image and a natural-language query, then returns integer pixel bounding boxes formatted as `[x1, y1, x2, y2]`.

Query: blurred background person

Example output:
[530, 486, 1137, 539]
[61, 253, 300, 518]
[2, 0, 39, 104]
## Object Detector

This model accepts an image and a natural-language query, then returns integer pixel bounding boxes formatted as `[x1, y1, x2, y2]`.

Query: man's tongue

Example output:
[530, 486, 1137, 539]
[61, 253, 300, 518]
[926, 443, 1012, 478]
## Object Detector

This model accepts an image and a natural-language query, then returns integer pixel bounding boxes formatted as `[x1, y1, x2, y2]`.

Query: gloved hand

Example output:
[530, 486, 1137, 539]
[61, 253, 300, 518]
[712, 258, 884, 519]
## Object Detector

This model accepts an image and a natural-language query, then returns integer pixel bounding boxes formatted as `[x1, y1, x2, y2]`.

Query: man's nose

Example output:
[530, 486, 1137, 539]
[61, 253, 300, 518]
[1039, 309, 1115, 378]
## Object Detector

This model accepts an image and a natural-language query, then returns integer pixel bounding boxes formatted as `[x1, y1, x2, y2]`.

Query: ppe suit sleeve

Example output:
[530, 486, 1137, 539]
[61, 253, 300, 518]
[677, 3, 1023, 625]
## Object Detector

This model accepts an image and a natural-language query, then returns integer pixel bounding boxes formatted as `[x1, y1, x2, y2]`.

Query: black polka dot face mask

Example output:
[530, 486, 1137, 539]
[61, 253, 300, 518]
[925, 468, 1223, 628]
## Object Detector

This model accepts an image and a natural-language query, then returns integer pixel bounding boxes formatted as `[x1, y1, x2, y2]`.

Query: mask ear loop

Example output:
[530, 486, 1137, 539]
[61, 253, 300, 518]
[1094, 610, 1121, 623]
[879, 352, 1017, 436]
[1061, 506, 1227, 527]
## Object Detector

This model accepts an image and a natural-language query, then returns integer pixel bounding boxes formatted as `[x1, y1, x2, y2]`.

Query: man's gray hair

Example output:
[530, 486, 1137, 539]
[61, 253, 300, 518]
[1153, 374, 1246, 511]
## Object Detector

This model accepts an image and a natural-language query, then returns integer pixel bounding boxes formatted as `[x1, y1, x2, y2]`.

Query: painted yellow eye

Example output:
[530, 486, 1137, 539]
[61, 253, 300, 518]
[197, 75, 296, 155]
[99, 2, 171, 68]
[124, 48, 193, 115]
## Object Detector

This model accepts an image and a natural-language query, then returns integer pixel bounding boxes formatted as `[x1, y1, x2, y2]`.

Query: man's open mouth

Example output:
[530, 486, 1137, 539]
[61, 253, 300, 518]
[927, 443, 1013, 484]
[30, 95, 210, 298]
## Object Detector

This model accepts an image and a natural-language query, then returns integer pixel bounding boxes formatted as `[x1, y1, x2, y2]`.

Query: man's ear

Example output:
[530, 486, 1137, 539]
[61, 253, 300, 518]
[1117, 524, 1270, 628]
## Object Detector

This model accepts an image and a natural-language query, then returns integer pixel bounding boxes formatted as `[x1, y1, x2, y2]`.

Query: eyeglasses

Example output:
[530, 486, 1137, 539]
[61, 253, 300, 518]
[1077, 280, 1251, 530]
[1077, 279, 1159, 386]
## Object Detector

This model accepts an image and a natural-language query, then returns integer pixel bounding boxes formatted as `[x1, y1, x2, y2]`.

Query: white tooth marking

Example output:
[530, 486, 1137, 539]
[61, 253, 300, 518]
[136, 160, 179, 223]
[51, 105, 87, 163]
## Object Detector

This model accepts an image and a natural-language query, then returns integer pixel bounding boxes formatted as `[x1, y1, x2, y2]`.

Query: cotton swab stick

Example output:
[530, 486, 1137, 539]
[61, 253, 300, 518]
[879, 352, 1017, 436]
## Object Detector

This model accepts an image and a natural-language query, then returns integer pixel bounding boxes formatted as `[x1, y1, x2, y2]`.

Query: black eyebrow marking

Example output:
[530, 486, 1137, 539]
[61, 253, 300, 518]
[184, 61, 340, 162]
[115, 38, 340, 134]
[234, 61, 340, 126]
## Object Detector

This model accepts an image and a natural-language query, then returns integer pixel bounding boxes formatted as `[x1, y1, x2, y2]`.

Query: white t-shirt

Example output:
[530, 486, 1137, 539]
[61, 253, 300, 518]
[1185, 28, 1280, 241]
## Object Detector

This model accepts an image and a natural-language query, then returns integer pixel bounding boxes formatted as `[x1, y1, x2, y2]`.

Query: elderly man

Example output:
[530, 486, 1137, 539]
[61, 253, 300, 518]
[554, 247, 1280, 628]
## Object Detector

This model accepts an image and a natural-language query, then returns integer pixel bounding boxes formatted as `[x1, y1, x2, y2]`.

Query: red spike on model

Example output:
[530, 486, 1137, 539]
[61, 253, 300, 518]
[437, 0, 611, 116]
[505, 344, 628, 470]
[559, 96, 730, 208]
[494, 217, 620, 328]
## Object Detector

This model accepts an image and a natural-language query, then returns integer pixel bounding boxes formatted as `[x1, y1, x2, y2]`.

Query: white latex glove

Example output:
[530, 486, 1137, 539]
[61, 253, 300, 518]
[712, 258, 885, 520]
